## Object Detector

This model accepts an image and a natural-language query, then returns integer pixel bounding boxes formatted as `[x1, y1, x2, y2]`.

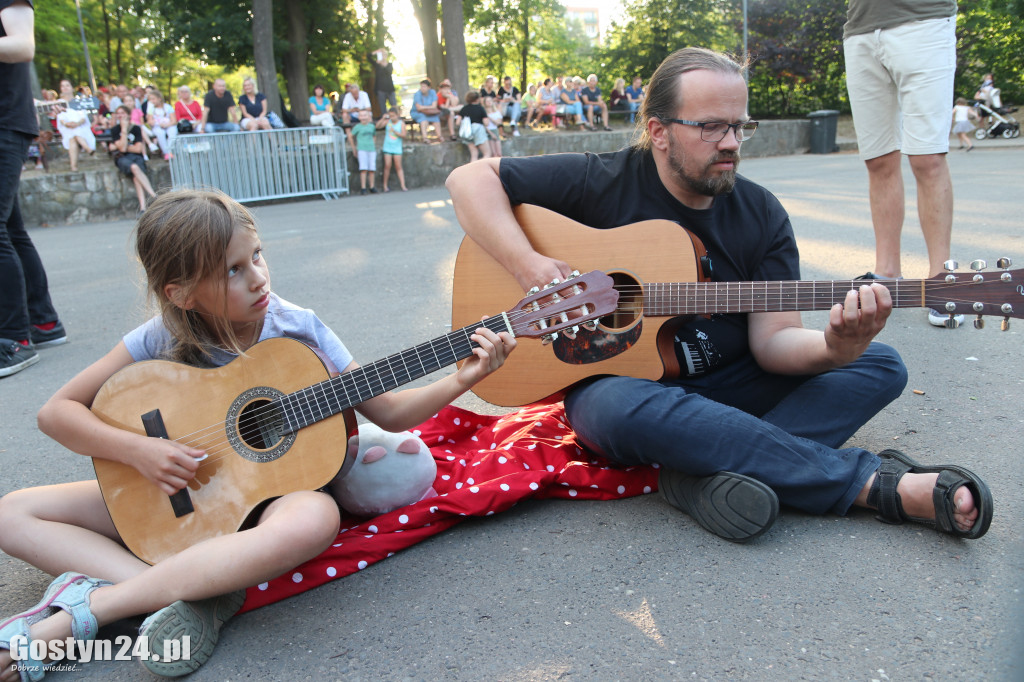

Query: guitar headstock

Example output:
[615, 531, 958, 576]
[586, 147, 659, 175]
[924, 259, 1021, 329]
[508, 270, 619, 341]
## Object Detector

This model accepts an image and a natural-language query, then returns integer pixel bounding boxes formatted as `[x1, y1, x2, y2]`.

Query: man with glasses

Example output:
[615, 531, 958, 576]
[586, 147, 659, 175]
[444, 47, 990, 544]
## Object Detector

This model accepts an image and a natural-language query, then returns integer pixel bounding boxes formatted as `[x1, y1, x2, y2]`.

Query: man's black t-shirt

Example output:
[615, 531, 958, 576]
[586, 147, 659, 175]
[499, 148, 799, 377]
[0, 0, 39, 137]
[204, 90, 236, 123]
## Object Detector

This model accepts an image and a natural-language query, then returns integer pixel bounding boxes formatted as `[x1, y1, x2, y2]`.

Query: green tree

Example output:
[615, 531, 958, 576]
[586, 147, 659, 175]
[600, 0, 737, 89]
[956, 0, 1024, 106]
[743, 0, 847, 117]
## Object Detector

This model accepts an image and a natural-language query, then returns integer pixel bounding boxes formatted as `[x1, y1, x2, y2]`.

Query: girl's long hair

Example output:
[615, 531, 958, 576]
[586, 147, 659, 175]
[134, 190, 259, 366]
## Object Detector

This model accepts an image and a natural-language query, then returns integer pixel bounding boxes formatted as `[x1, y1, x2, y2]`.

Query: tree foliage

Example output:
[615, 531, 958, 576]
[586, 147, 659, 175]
[27, 0, 1024, 121]
[600, 0, 738, 88]
[743, 0, 847, 117]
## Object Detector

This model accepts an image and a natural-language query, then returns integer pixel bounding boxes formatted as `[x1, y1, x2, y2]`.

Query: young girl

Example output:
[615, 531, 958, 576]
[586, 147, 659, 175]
[483, 97, 504, 158]
[951, 96, 979, 151]
[145, 89, 178, 160]
[376, 107, 408, 192]
[0, 190, 514, 679]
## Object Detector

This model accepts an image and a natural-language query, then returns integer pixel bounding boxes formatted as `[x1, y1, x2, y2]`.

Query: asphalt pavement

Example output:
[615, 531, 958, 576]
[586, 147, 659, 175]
[2, 141, 1022, 681]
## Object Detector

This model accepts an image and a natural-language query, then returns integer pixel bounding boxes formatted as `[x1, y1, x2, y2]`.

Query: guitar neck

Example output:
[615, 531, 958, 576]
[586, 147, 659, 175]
[278, 315, 511, 433]
[645, 279, 927, 315]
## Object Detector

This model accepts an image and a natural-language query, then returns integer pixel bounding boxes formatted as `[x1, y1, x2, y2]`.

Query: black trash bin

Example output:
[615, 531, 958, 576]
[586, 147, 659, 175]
[808, 109, 839, 154]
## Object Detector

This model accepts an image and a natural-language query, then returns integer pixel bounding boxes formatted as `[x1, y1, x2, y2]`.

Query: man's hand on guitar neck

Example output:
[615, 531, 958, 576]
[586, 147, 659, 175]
[823, 283, 893, 367]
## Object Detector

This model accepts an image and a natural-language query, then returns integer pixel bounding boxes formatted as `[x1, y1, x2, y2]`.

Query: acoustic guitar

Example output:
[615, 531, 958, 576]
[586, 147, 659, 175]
[451, 204, 1022, 407]
[92, 271, 617, 565]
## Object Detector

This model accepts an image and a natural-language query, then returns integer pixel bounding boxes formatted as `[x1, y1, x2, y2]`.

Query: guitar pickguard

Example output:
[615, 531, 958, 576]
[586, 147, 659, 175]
[552, 320, 642, 365]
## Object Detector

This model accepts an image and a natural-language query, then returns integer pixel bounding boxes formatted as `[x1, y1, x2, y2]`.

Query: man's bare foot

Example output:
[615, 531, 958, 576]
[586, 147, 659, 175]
[897, 472, 978, 532]
[856, 450, 991, 538]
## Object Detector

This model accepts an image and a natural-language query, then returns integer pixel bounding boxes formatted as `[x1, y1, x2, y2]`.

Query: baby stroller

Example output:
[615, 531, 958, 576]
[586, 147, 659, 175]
[970, 89, 1020, 139]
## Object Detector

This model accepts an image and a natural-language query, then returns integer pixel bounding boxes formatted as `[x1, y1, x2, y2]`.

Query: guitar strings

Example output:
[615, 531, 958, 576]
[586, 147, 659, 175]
[127, 294, 603, 477]
[170, 277, 996, 462]
[122, 276, 1009, 488]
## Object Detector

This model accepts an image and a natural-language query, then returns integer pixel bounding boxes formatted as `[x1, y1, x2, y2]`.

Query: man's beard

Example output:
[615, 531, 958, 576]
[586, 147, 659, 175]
[667, 135, 740, 197]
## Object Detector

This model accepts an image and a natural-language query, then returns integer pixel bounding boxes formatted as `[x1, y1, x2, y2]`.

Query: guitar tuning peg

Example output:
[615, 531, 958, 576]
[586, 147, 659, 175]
[997, 257, 1013, 269]
[974, 316, 985, 330]
[581, 320, 598, 332]
[527, 285, 540, 295]
[567, 270, 581, 279]
[1001, 317, 1011, 332]
[562, 326, 579, 340]
[541, 332, 559, 345]
[1001, 303, 1014, 315]
[943, 314, 961, 329]
[943, 259, 959, 272]
[544, 277, 562, 289]
[970, 259, 987, 271]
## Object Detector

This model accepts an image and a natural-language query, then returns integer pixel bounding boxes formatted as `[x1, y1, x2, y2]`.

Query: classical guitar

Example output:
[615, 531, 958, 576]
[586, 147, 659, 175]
[92, 271, 617, 565]
[452, 204, 1022, 406]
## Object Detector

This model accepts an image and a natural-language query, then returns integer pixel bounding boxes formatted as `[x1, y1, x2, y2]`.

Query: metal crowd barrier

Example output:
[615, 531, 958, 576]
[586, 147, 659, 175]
[168, 127, 350, 202]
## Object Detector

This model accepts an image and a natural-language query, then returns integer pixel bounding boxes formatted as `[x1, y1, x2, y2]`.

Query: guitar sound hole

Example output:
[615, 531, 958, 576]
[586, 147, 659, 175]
[237, 398, 284, 451]
[606, 271, 641, 330]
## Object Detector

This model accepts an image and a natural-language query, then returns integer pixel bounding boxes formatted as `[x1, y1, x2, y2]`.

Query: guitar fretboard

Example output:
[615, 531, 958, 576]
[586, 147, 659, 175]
[277, 315, 510, 433]
[643, 279, 924, 315]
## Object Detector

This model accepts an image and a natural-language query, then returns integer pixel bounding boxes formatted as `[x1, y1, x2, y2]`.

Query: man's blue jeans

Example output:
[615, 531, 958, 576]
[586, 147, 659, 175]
[0, 129, 58, 341]
[205, 121, 239, 133]
[564, 342, 908, 515]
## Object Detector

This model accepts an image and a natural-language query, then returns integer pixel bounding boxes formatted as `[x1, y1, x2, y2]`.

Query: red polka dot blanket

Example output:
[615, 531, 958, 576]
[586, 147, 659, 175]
[241, 402, 659, 612]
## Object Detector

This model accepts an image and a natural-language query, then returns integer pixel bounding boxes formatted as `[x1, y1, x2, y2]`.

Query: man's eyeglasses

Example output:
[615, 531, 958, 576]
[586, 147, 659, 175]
[661, 118, 759, 142]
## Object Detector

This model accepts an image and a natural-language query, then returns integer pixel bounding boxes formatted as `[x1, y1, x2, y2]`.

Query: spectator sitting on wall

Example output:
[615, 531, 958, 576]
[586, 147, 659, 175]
[581, 73, 612, 131]
[55, 79, 96, 172]
[308, 84, 335, 127]
[497, 76, 522, 137]
[238, 76, 284, 131]
[106, 105, 157, 213]
[108, 83, 127, 111]
[438, 79, 460, 141]
[411, 78, 442, 143]
[121, 93, 156, 153]
[145, 89, 177, 160]
[341, 83, 371, 124]
[202, 78, 240, 133]
[479, 76, 497, 100]
[174, 85, 202, 134]
[609, 78, 627, 112]
[521, 84, 539, 128]
[624, 75, 644, 123]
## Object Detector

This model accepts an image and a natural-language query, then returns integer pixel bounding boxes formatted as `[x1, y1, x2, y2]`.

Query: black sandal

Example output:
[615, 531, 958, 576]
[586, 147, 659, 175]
[867, 449, 993, 539]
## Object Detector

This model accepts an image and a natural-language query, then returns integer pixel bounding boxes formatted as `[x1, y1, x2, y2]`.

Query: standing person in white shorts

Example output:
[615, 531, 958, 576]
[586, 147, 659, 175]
[843, 0, 963, 328]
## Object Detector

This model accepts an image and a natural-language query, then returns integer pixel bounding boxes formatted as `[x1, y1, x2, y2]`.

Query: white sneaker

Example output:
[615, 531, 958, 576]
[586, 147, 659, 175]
[512, 128, 520, 137]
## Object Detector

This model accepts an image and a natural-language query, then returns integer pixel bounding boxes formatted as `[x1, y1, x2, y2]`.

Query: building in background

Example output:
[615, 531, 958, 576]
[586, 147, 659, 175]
[565, 6, 601, 43]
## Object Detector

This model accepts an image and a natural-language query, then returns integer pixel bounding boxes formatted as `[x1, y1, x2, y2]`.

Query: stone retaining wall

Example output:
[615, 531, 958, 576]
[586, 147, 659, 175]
[20, 119, 811, 227]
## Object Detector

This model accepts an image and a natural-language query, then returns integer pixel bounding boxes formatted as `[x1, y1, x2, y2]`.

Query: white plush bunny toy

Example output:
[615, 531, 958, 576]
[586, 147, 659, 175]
[329, 423, 438, 517]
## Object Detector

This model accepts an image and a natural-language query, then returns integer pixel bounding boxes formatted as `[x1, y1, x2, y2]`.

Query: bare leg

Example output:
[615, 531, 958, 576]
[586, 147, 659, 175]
[67, 142, 79, 172]
[394, 155, 407, 190]
[130, 164, 157, 210]
[468, 143, 479, 162]
[382, 154, 392, 190]
[0, 487, 339, 677]
[864, 151, 905, 278]
[908, 153, 953, 278]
